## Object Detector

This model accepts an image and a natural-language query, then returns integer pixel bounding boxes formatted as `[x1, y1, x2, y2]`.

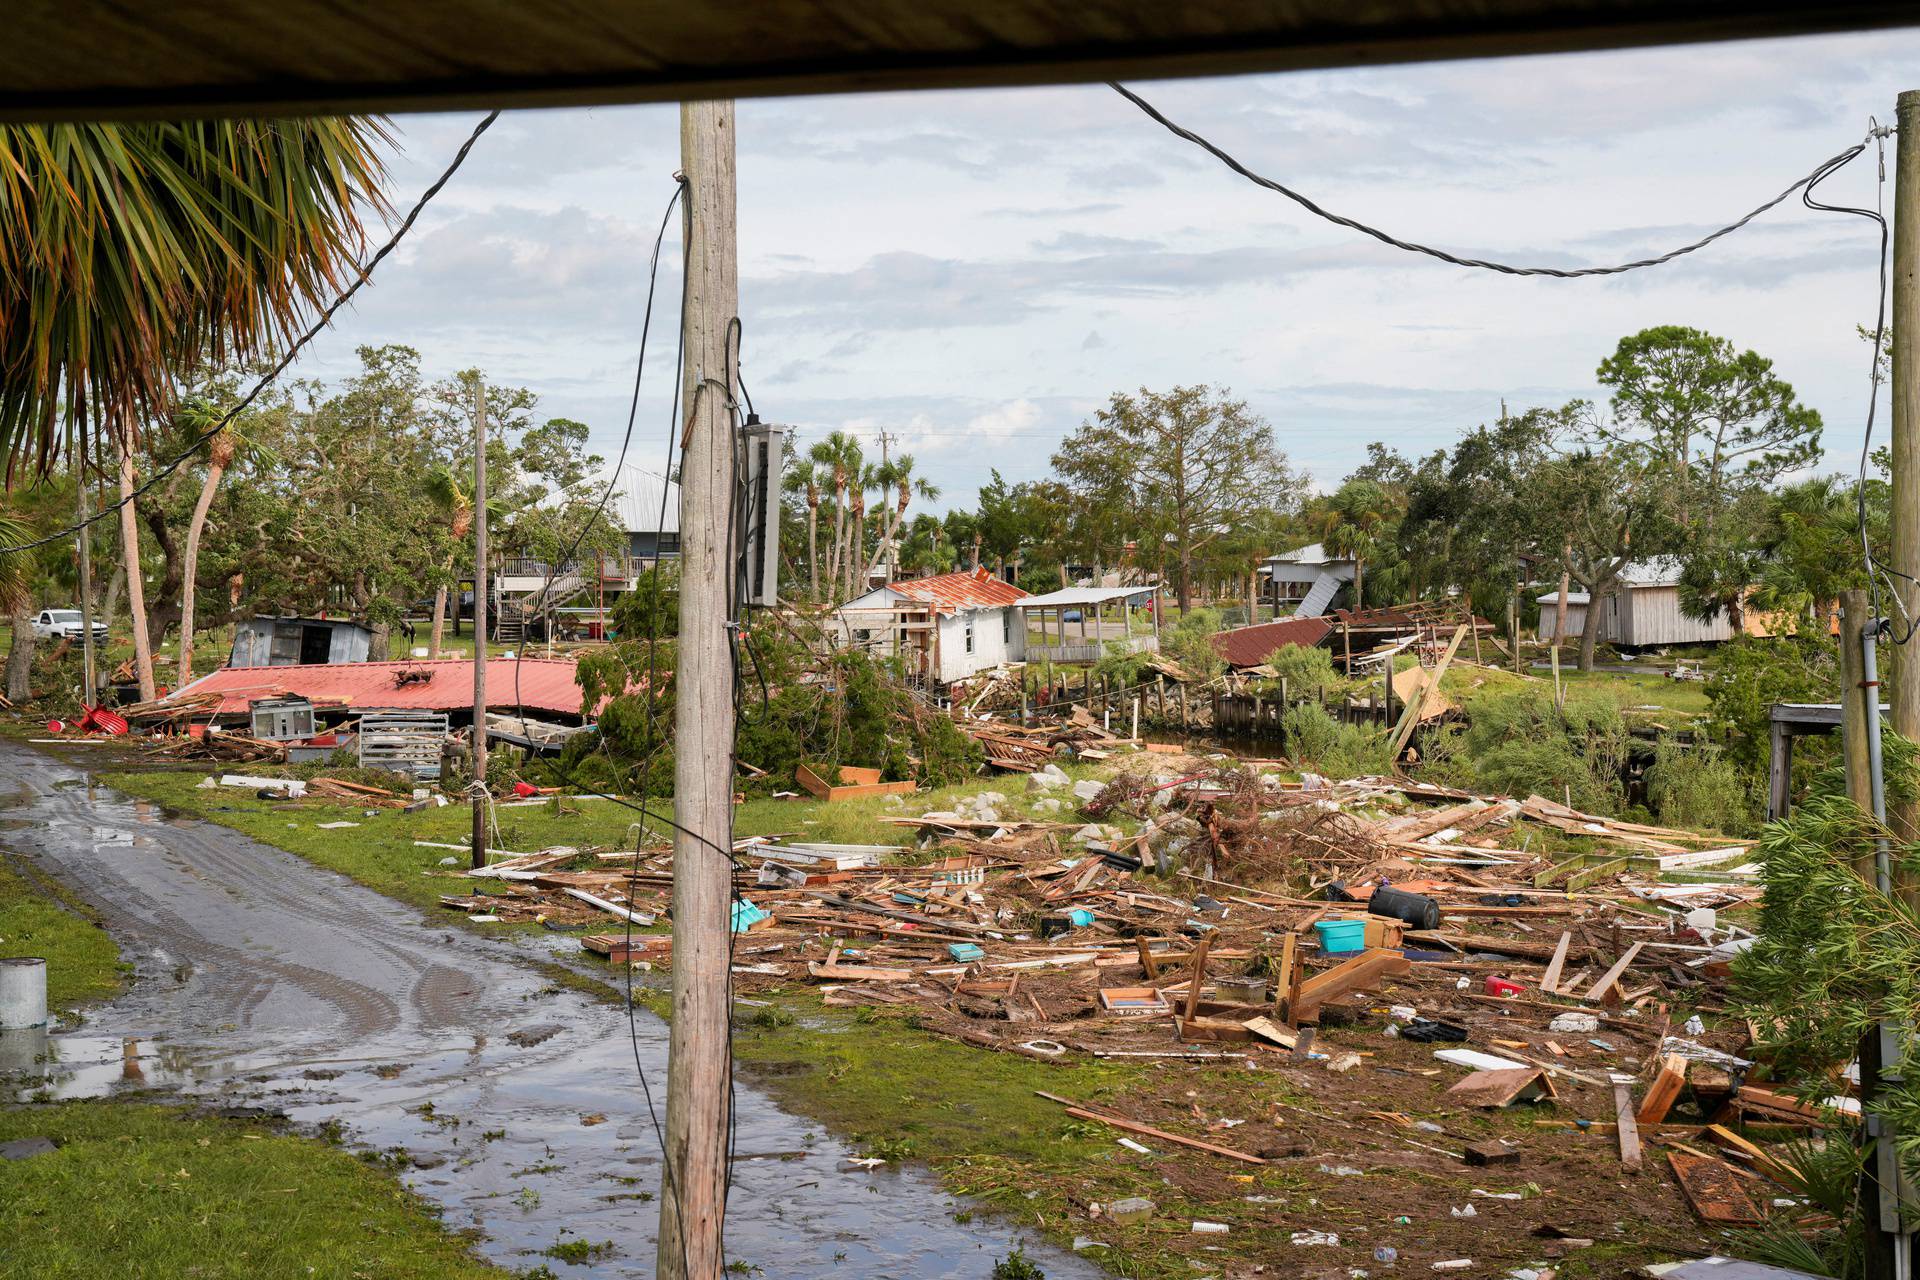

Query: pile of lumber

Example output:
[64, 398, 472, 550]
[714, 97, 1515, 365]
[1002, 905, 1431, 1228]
[307, 776, 408, 807]
[146, 729, 287, 763]
[122, 690, 224, 723]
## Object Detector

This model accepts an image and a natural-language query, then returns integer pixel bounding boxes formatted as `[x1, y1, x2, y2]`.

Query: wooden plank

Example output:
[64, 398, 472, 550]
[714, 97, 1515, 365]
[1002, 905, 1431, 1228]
[1582, 941, 1646, 1004]
[1668, 1151, 1763, 1225]
[1703, 1124, 1792, 1184]
[1052, 1104, 1267, 1165]
[1637, 1053, 1689, 1124]
[1564, 856, 1630, 892]
[1273, 932, 1296, 1000]
[1181, 935, 1213, 1022]
[1448, 1067, 1557, 1107]
[806, 959, 917, 982]
[1177, 1015, 1254, 1042]
[1243, 1015, 1298, 1050]
[1387, 622, 1466, 756]
[1294, 948, 1411, 1017]
[1613, 1081, 1643, 1171]
[1735, 1085, 1825, 1122]
[1540, 930, 1572, 995]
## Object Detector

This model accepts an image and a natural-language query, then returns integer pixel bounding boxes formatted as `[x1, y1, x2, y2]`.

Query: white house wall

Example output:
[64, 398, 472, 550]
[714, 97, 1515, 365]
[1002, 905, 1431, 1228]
[1541, 602, 1591, 641]
[934, 606, 1023, 682]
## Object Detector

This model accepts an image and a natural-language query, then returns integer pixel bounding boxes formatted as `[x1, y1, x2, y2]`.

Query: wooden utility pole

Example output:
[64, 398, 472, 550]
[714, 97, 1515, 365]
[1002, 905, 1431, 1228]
[657, 99, 736, 1280]
[470, 376, 490, 871]
[1893, 90, 1920, 897]
[1866, 89, 1919, 1280]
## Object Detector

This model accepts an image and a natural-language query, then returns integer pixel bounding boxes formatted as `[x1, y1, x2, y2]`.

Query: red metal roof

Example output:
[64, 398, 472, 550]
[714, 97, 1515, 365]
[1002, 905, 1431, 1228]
[1211, 616, 1332, 667]
[168, 658, 592, 720]
[888, 567, 1029, 614]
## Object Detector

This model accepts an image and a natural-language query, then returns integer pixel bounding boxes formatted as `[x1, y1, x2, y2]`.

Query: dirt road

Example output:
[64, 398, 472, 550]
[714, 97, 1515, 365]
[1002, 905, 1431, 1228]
[0, 741, 1098, 1278]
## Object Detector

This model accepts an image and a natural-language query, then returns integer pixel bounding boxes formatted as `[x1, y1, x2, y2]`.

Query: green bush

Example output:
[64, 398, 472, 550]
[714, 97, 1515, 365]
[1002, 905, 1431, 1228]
[1645, 736, 1751, 835]
[1459, 684, 1629, 810]
[568, 590, 981, 796]
[1161, 607, 1226, 680]
[1252, 644, 1341, 703]
[1705, 636, 1839, 790]
[1281, 701, 1390, 777]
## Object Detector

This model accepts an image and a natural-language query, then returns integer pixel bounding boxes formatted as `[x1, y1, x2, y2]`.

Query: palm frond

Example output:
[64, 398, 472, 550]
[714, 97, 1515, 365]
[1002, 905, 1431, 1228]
[0, 118, 391, 478]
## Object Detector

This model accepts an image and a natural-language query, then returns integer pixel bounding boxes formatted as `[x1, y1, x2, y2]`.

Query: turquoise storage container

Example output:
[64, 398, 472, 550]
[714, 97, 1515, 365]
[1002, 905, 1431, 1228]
[1313, 918, 1366, 954]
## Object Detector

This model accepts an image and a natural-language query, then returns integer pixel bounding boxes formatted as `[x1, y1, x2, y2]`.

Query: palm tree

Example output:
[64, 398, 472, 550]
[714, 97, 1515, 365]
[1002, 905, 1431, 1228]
[0, 507, 34, 702]
[1318, 479, 1397, 610]
[783, 458, 822, 599]
[423, 465, 476, 657]
[808, 438, 845, 599]
[807, 432, 861, 601]
[175, 400, 276, 681]
[0, 120, 390, 696]
[865, 454, 940, 581]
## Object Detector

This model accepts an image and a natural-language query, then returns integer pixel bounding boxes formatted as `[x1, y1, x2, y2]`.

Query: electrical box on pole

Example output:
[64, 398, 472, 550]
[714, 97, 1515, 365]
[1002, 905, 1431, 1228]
[740, 414, 784, 608]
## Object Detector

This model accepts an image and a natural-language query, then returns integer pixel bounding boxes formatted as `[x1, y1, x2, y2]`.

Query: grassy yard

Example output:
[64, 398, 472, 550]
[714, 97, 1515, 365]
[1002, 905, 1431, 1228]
[0, 854, 125, 1014]
[1548, 666, 1712, 718]
[81, 756, 1708, 1279]
[97, 766, 1108, 918]
[0, 1102, 504, 1279]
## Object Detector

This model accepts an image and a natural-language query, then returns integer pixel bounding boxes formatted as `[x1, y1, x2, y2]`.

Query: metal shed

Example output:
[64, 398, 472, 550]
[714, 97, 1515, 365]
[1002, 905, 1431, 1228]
[228, 617, 374, 668]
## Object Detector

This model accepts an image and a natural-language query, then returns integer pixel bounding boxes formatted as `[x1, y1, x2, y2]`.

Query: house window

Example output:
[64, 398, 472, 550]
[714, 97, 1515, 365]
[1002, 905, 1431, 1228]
[964, 617, 976, 655]
[1002, 610, 1010, 645]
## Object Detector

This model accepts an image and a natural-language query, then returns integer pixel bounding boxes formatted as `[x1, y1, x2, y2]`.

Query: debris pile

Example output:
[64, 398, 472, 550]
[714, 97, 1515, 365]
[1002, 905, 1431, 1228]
[549, 764, 1813, 1260]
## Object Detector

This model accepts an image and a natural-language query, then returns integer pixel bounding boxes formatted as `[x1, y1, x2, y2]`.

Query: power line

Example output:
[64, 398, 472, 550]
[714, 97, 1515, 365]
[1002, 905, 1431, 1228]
[1110, 81, 1877, 279]
[0, 110, 501, 556]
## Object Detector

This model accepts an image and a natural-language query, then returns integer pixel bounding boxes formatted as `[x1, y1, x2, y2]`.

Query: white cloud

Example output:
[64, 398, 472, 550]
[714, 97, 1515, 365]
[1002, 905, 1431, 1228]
[280, 27, 1916, 513]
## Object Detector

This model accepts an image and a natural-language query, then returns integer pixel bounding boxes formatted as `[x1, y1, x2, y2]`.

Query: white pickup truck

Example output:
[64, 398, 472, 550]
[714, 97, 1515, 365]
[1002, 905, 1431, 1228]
[29, 608, 109, 641]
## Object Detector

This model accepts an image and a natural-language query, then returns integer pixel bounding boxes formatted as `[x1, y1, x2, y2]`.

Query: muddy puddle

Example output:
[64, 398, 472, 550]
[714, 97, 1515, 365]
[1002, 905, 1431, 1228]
[0, 742, 1103, 1278]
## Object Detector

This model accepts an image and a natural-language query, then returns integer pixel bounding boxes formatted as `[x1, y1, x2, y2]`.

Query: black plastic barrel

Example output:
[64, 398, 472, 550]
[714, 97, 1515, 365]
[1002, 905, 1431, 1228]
[1367, 885, 1440, 931]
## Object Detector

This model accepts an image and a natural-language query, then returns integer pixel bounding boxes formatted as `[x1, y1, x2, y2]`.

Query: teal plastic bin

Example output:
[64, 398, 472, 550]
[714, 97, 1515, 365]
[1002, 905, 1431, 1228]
[1313, 918, 1366, 954]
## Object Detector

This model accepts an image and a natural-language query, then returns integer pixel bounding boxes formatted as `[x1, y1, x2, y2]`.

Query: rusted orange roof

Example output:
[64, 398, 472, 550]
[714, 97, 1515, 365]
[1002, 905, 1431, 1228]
[887, 568, 1029, 615]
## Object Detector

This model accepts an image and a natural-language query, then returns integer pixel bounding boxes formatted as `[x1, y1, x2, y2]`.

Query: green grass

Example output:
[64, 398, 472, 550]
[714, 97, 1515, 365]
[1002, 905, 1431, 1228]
[1549, 667, 1712, 717]
[0, 1101, 504, 1278]
[0, 854, 124, 1011]
[95, 767, 1109, 918]
[79, 756, 1704, 1278]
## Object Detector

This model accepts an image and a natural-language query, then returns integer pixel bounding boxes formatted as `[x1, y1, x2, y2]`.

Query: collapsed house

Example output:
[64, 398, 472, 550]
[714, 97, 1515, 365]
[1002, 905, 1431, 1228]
[1213, 604, 1492, 674]
[123, 656, 596, 774]
[1260, 543, 1357, 617]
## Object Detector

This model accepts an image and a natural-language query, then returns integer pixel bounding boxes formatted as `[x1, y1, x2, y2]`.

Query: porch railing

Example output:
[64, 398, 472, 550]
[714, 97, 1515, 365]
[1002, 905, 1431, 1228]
[1029, 634, 1159, 664]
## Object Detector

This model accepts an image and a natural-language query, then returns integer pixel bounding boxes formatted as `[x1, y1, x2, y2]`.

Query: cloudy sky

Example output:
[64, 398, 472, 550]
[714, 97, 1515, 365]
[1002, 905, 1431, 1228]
[289, 26, 1916, 510]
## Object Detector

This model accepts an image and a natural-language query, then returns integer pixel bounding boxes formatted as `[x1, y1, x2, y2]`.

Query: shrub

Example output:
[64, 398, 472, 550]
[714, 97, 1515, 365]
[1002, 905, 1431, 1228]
[1253, 643, 1340, 703]
[1281, 701, 1391, 778]
[1645, 736, 1751, 835]
[1161, 606, 1226, 680]
[1459, 684, 1629, 810]
[1704, 636, 1840, 797]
